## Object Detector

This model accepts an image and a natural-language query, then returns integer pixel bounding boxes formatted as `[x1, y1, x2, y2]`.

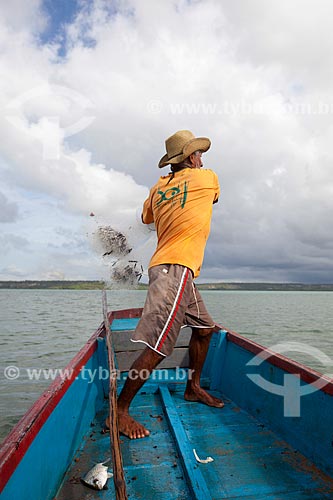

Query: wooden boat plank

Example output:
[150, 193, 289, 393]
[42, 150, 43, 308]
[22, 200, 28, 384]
[159, 385, 215, 500]
[99, 321, 193, 371]
[169, 389, 333, 499]
[111, 317, 141, 331]
[106, 326, 192, 371]
[112, 327, 192, 351]
[57, 391, 193, 499]
[57, 379, 333, 499]
[222, 491, 333, 499]
[116, 348, 190, 371]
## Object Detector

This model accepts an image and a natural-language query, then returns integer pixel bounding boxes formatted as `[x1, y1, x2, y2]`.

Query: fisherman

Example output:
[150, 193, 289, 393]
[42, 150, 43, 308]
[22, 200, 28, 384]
[107, 130, 223, 439]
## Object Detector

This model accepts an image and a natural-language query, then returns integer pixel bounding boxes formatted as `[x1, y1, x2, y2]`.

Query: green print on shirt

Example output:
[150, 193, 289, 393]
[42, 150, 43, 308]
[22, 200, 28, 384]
[156, 181, 188, 209]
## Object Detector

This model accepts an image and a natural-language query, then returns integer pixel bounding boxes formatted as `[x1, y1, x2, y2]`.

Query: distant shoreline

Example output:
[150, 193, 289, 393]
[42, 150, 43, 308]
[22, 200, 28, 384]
[0, 280, 333, 291]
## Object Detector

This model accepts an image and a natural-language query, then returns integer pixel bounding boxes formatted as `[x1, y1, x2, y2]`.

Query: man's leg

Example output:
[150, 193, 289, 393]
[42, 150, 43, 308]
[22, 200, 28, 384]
[184, 327, 224, 408]
[106, 346, 163, 439]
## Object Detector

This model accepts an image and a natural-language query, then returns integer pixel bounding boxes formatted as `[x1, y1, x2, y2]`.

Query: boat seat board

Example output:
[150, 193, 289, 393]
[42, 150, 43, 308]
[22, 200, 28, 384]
[111, 327, 192, 371]
[111, 317, 140, 331]
[116, 348, 190, 370]
[112, 327, 192, 351]
[56, 379, 333, 499]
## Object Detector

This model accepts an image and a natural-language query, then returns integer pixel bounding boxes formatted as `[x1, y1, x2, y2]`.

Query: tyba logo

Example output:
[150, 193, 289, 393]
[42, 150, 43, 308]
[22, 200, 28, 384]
[246, 342, 333, 417]
[5, 84, 95, 160]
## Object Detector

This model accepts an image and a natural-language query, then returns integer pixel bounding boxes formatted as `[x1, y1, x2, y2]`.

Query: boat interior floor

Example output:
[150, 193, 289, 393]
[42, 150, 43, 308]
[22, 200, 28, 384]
[57, 382, 333, 499]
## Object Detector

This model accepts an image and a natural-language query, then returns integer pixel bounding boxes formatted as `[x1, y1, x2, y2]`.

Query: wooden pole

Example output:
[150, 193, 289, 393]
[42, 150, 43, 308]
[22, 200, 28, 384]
[102, 290, 128, 500]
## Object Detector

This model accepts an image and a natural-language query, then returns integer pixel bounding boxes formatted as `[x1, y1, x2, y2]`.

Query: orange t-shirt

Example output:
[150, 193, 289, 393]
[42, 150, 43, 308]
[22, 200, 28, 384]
[142, 168, 220, 278]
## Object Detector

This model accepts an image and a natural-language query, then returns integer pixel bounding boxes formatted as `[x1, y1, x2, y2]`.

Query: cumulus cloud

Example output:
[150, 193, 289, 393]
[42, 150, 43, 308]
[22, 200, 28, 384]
[0, 0, 45, 33]
[0, 0, 332, 281]
[2, 85, 148, 226]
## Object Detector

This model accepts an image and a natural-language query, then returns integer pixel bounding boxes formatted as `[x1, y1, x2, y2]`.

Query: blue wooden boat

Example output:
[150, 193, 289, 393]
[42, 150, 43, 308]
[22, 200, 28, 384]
[1, 307, 333, 499]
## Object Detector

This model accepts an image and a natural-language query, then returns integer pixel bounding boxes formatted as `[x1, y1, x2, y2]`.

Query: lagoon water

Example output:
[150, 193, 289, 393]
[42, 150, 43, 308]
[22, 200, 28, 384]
[0, 288, 332, 442]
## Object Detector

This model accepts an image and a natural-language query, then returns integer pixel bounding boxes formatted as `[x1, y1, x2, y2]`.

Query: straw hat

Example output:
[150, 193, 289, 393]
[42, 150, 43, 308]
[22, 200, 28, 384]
[158, 130, 211, 168]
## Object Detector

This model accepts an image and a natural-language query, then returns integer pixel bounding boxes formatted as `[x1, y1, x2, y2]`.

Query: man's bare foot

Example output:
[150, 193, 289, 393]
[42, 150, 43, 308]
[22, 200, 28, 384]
[105, 413, 150, 439]
[184, 386, 224, 408]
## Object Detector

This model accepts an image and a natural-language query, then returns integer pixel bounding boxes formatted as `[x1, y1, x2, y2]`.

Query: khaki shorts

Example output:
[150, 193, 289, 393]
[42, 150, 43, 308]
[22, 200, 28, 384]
[131, 264, 215, 357]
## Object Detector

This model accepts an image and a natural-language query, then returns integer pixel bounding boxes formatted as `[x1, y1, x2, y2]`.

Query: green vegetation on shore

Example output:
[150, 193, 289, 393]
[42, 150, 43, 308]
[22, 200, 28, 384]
[0, 280, 106, 290]
[197, 282, 333, 291]
[0, 280, 333, 291]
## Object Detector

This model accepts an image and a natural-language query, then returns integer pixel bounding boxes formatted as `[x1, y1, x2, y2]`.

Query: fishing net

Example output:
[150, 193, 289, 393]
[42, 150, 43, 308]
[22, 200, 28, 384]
[89, 211, 157, 287]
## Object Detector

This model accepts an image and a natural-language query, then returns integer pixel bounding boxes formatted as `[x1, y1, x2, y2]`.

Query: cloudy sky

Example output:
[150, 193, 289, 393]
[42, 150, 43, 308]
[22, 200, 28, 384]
[1, 0, 333, 283]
